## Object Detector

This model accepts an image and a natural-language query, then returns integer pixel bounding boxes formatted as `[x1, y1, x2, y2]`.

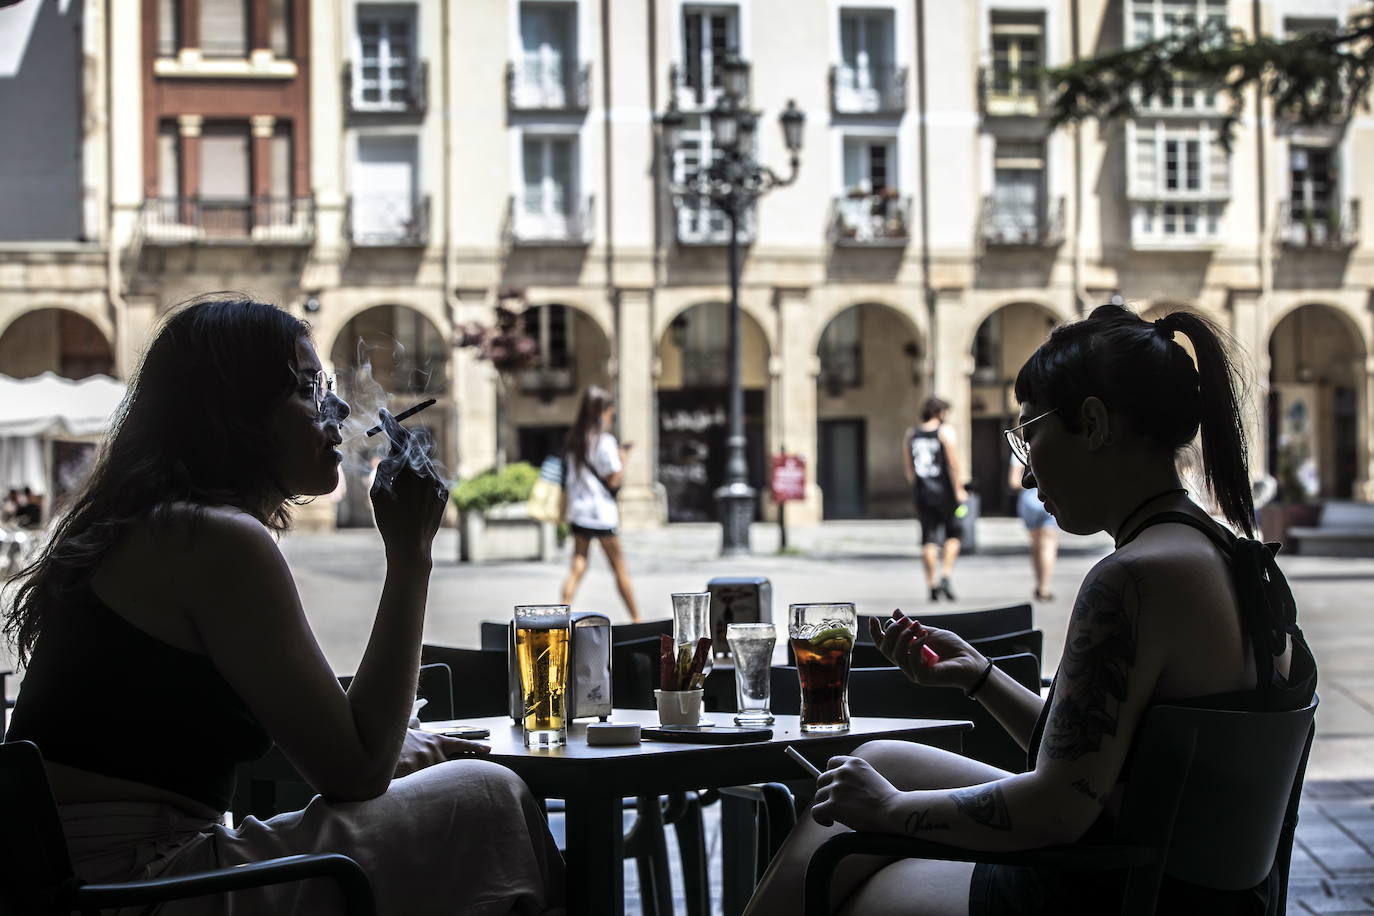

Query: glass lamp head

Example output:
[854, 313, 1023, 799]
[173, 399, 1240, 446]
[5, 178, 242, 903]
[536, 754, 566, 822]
[780, 99, 805, 154]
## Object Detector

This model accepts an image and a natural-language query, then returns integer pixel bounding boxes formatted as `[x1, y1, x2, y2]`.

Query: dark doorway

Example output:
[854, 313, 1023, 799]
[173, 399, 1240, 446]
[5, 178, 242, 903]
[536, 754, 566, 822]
[818, 419, 867, 518]
[1334, 386, 1357, 499]
[657, 389, 766, 522]
[517, 425, 571, 467]
[972, 416, 1013, 516]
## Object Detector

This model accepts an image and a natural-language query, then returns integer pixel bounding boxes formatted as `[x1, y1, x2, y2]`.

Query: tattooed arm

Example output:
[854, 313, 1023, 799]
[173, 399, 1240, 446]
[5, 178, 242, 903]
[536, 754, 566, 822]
[811, 557, 1166, 850]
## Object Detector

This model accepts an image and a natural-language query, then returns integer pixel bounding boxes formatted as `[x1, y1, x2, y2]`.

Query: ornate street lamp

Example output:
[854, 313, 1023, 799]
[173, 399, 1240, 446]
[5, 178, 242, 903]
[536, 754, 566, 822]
[657, 54, 805, 556]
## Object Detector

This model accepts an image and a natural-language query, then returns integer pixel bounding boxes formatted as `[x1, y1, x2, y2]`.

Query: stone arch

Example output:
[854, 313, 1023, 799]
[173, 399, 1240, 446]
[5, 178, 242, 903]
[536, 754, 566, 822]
[505, 302, 615, 466]
[961, 297, 1070, 358]
[813, 302, 925, 519]
[329, 304, 453, 527]
[654, 301, 772, 523]
[654, 297, 776, 358]
[966, 301, 1063, 515]
[808, 297, 924, 356]
[1267, 303, 1369, 501]
[0, 306, 115, 380]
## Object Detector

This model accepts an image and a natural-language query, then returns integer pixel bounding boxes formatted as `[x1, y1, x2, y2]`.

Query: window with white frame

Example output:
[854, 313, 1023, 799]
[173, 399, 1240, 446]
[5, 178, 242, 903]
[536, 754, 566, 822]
[518, 3, 577, 108]
[673, 114, 734, 243]
[837, 136, 899, 240]
[836, 9, 895, 112]
[352, 134, 419, 242]
[521, 135, 577, 239]
[354, 6, 417, 111]
[1288, 145, 1339, 241]
[1129, 0, 1224, 109]
[200, 0, 249, 58]
[680, 6, 739, 108]
[526, 304, 574, 370]
[988, 140, 1045, 243]
[1130, 121, 1227, 242]
[988, 12, 1043, 106]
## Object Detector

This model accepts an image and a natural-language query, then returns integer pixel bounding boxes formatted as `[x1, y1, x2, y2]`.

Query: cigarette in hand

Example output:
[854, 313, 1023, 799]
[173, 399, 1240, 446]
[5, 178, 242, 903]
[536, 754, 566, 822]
[366, 398, 437, 437]
[785, 745, 823, 779]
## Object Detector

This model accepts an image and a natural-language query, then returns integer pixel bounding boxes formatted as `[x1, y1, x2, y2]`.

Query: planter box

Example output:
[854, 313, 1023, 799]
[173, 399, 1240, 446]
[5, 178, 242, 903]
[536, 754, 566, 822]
[460, 502, 558, 563]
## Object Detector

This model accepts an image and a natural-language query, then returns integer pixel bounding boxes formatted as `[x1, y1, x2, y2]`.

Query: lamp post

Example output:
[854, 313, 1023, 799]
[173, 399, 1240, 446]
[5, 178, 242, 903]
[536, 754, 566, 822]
[658, 55, 804, 556]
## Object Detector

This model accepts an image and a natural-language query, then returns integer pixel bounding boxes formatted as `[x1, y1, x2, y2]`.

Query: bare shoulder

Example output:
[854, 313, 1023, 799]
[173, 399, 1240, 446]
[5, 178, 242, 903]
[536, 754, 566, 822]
[144, 502, 282, 570]
[1103, 522, 1233, 621]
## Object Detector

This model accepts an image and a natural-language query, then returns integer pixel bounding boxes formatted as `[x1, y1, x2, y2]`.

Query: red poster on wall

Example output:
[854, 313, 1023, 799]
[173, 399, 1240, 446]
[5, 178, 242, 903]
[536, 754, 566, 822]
[769, 454, 806, 503]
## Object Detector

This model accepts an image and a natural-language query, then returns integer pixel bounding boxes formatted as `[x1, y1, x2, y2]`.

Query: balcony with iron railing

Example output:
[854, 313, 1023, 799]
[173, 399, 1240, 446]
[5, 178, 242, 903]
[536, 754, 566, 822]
[343, 59, 428, 115]
[139, 197, 316, 245]
[978, 65, 1047, 118]
[516, 353, 577, 398]
[507, 194, 595, 246]
[829, 64, 907, 115]
[978, 195, 1066, 248]
[670, 60, 751, 111]
[506, 60, 591, 113]
[818, 343, 863, 394]
[1278, 200, 1360, 249]
[672, 197, 757, 247]
[829, 193, 911, 246]
[1131, 79, 1226, 117]
[345, 194, 430, 247]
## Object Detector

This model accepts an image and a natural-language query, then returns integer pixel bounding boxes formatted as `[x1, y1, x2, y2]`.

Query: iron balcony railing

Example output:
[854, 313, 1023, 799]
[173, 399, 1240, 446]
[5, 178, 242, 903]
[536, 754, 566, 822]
[507, 194, 596, 246]
[345, 194, 430, 247]
[829, 64, 908, 115]
[978, 194, 1066, 248]
[516, 354, 578, 399]
[506, 60, 591, 112]
[978, 64, 1047, 118]
[673, 199, 757, 247]
[670, 59, 751, 111]
[1278, 200, 1360, 249]
[829, 193, 912, 246]
[140, 197, 316, 245]
[818, 342, 862, 393]
[343, 59, 429, 115]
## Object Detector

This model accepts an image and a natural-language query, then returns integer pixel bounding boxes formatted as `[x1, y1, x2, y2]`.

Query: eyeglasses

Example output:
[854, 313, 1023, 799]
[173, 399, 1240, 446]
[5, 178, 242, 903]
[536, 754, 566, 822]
[303, 370, 335, 416]
[1004, 408, 1057, 467]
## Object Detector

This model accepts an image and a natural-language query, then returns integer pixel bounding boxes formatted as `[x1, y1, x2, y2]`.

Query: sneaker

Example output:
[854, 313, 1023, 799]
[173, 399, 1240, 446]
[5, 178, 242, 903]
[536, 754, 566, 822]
[939, 577, 956, 601]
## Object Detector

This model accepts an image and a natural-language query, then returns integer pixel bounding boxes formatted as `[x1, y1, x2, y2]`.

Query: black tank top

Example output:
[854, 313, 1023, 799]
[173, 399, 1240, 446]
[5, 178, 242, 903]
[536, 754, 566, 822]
[7, 583, 272, 813]
[1026, 509, 1318, 770]
[909, 425, 954, 507]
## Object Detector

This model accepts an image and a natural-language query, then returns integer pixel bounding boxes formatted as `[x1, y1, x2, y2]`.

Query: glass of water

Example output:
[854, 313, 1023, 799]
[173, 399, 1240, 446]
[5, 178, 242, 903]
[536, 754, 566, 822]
[727, 622, 776, 726]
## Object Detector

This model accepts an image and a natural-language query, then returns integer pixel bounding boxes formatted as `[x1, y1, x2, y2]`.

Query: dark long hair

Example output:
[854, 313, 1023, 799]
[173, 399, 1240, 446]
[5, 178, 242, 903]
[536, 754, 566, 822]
[1014, 303, 1254, 537]
[2, 295, 311, 662]
[565, 386, 614, 472]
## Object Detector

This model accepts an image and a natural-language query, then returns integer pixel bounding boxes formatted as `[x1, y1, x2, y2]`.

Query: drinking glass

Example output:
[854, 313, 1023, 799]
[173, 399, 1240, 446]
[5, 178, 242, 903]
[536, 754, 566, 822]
[671, 592, 713, 678]
[789, 603, 856, 733]
[514, 604, 571, 748]
[727, 622, 776, 726]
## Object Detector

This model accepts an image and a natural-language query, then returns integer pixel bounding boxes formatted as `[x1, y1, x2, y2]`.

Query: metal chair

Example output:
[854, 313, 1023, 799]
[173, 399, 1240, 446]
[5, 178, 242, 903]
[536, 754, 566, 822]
[1, 740, 374, 916]
[848, 629, 1044, 675]
[803, 697, 1319, 916]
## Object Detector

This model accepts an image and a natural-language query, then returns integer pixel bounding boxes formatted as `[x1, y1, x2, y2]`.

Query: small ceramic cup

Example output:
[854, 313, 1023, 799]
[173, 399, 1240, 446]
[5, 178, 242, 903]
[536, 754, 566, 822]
[654, 688, 705, 726]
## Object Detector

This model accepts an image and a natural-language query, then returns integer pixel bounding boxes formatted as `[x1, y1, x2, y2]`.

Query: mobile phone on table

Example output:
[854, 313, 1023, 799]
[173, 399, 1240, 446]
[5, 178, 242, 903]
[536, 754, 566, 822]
[641, 725, 772, 744]
[421, 722, 492, 739]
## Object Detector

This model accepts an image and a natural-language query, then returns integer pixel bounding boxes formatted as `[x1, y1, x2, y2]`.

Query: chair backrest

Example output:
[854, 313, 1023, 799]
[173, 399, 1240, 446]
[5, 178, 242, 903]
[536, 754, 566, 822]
[769, 654, 1041, 773]
[612, 619, 673, 643]
[0, 740, 76, 913]
[847, 630, 1043, 673]
[1116, 698, 1319, 890]
[855, 603, 1033, 645]
[478, 621, 508, 652]
[419, 646, 510, 718]
[610, 635, 663, 710]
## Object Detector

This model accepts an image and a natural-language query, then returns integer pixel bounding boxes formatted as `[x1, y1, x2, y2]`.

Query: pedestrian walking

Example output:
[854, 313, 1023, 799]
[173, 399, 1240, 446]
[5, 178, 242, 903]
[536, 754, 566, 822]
[904, 397, 967, 602]
[559, 386, 641, 621]
[1009, 454, 1058, 601]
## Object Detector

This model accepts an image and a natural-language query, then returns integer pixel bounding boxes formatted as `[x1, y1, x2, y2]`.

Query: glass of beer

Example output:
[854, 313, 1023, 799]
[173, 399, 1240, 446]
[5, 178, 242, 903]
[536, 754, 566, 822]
[789, 603, 856, 733]
[514, 604, 571, 748]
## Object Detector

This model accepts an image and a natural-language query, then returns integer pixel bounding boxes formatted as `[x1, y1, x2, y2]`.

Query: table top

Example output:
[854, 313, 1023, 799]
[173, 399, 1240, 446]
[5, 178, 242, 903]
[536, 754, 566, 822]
[445, 709, 971, 798]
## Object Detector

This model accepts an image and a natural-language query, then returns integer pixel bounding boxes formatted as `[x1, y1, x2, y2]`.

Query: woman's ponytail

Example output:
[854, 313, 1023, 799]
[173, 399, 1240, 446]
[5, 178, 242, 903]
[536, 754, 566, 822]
[1158, 311, 1255, 537]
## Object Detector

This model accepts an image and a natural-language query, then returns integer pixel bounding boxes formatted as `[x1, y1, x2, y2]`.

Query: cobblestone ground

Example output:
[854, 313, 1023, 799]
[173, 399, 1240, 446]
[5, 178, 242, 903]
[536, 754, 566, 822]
[5, 518, 1371, 913]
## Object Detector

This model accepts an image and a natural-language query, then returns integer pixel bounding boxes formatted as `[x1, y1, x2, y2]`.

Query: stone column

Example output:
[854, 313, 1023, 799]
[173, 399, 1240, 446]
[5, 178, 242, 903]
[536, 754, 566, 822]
[932, 286, 974, 477]
[773, 286, 821, 524]
[453, 289, 498, 480]
[616, 287, 662, 529]
[1228, 288, 1267, 481]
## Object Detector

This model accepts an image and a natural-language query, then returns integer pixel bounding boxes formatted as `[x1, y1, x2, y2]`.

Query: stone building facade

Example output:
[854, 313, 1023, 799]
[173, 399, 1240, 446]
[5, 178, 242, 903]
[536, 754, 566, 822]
[2, 0, 1372, 529]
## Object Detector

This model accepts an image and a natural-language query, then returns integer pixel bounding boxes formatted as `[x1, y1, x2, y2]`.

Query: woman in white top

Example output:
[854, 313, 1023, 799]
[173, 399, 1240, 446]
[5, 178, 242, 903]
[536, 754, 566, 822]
[559, 386, 641, 621]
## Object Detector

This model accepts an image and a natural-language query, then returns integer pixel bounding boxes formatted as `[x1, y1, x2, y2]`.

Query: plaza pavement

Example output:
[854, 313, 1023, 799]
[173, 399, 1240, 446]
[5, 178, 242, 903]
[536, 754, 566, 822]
[5, 517, 1372, 912]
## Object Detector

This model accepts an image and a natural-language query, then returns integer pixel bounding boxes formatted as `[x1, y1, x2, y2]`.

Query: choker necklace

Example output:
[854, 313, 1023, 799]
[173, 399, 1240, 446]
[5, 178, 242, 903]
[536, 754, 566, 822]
[1113, 487, 1188, 548]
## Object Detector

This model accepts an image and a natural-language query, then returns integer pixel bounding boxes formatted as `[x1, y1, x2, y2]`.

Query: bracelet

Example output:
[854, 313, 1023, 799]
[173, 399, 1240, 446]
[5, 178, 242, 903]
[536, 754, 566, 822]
[965, 660, 995, 700]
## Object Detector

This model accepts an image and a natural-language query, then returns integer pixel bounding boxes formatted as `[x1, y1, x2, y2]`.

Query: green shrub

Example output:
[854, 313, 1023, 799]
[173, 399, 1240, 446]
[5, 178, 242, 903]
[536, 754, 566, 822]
[451, 462, 539, 513]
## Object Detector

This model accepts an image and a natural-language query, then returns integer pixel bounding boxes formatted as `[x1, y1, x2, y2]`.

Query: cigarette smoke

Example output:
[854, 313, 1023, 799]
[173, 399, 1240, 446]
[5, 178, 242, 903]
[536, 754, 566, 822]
[325, 335, 453, 501]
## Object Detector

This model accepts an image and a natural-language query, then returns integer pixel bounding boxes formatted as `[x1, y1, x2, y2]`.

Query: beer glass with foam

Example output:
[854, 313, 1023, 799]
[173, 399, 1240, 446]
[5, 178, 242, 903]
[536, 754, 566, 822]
[514, 604, 571, 747]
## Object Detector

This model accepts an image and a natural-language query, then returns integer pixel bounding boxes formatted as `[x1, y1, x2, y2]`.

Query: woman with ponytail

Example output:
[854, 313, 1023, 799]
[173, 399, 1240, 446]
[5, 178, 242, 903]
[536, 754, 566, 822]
[744, 303, 1316, 916]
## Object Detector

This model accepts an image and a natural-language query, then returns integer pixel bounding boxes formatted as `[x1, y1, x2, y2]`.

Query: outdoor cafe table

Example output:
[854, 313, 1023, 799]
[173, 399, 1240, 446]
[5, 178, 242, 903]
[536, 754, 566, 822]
[464, 708, 972, 916]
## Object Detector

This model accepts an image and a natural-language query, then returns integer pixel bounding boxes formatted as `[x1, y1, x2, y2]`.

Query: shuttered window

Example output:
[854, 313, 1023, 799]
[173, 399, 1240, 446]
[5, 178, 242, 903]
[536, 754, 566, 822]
[200, 0, 249, 58]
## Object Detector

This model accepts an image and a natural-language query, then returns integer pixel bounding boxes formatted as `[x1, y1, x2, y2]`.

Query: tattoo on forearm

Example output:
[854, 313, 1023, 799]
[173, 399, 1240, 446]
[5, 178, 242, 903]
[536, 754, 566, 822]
[950, 784, 1012, 830]
[904, 808, 951, 834]
[1046, 562, 1141, 761]
[1071, 778, 1100, 802]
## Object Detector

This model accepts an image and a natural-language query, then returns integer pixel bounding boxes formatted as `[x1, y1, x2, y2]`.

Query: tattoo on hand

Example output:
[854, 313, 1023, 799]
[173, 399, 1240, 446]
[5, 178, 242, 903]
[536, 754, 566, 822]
[950, 784, 1012, 830]
[904, 808, 951, 834]
[1046, 561, 1141, 761]
[1071, 778, 1100, 802]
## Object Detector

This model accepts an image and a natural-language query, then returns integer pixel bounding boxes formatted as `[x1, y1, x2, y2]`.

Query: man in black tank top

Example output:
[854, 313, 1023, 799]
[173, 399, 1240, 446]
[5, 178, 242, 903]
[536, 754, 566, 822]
[904, 397, 967, 601]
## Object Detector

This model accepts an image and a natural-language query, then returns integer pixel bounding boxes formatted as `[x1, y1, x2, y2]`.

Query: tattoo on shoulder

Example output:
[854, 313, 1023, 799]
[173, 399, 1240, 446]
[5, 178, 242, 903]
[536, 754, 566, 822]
[904, 808, 951, 834]
[949, 784, 1012, 831]
[1071, 778, 1100, 803]
[1046, 561, 1141, 762]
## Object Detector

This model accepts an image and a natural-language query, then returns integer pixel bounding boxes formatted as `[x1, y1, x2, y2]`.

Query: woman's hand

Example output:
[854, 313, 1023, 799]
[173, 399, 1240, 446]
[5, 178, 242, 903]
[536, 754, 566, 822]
[869, 611, 988, 692]
[810, 755, 906, 833]
[369, 409, 448, 563]
[393, 728, 491, 778]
